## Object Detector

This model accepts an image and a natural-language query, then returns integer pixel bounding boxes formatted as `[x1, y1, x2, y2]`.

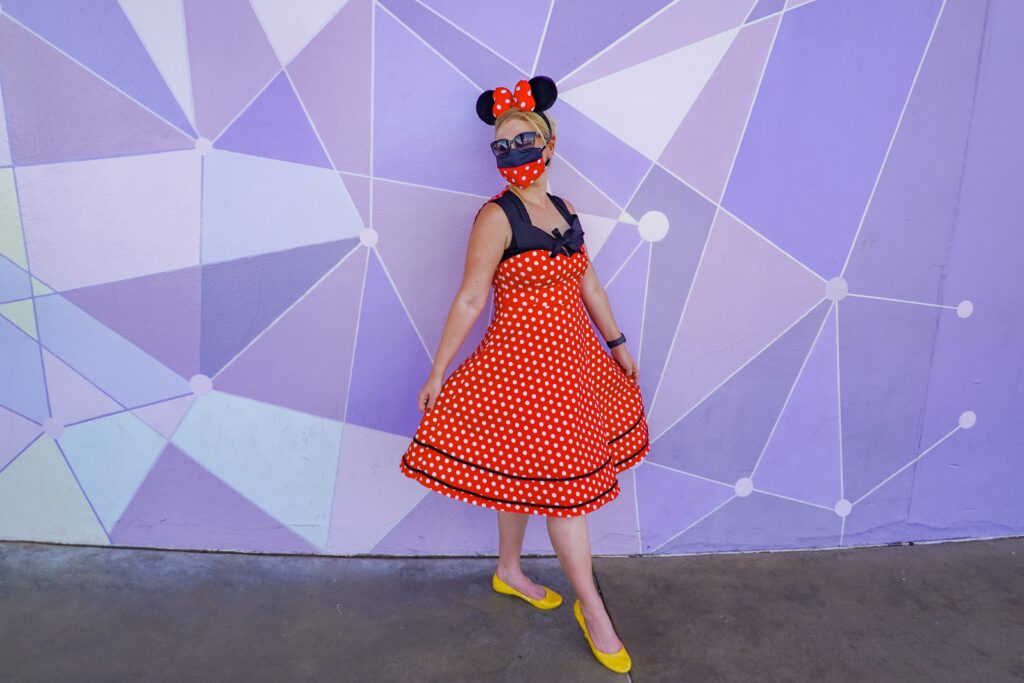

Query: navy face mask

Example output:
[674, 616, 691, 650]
[497, 144, 548, 189]
[496, 144, 543, 168]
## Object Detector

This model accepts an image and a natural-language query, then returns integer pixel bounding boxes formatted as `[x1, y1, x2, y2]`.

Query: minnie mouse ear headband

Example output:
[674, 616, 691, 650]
[476, 75, 558, 138]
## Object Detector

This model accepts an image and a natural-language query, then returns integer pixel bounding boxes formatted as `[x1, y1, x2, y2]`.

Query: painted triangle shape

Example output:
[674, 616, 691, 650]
[201, 240, 353, 376]
[250, 0, 349, 66]
[216, 70, 332, 168]
[42, 348, 122, 426]
[660, 15, 779, 202]
[0, 299, 36, 337]
[111, 442, 318, 553]
[560, 28, 738, 160]
[0, 17, 193, 165]
[344, 251, 435, 437]
[754, 304, 841, 507]
[131, 395, 197, 440]
[215, 249, 365, 421]
[648, 210, 824, 438]
[63, 266, 201, 380]
[0, 436, 109, 544]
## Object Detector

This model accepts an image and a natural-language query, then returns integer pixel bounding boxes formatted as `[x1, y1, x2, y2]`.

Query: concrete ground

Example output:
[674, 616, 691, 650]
[1, 537, 1022, 682]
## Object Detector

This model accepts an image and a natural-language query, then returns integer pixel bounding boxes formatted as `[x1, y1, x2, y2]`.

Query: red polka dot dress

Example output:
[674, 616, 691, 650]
[399, 189, 651, 517]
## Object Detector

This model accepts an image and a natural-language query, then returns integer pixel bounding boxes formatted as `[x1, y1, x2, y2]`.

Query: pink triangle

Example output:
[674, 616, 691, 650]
[660, 14, 780, 202]
[288, 0, 372, 174]
[42, 348, 123, 425]
[340, 173, 371, 227]
[754, 305, 841, 506]
[184, 0, 281, 139]
[0, 17, 194, 166]
[371, 180, 495, 354]
[131, 395, 197, 439]
[63, 266, 201, 380]
[214, 250, 366, 421]
[111, 442, 317, 553]
[0, 405, 41, 471]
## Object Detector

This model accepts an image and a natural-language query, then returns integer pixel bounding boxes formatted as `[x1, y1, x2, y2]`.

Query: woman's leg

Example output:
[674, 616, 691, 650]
[495, 510, 546, 600]
[547, 515, 623, 653]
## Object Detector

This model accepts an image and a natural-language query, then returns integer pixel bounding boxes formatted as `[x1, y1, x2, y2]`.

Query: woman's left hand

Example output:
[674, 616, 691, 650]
[611, 345, 639, 383]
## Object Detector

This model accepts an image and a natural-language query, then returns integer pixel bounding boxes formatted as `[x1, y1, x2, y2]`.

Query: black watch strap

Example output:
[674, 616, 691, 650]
[606, 332, 627, 349]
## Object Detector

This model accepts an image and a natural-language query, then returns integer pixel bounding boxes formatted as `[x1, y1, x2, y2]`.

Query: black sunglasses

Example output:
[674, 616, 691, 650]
[490, 130, 547, 158]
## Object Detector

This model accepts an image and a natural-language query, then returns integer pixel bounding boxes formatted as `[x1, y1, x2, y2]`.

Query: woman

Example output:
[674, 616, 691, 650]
[399, 76, 650, 674]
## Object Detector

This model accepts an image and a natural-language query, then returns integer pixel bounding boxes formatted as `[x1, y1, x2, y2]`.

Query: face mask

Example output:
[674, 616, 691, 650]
[497, 144, 548, 189]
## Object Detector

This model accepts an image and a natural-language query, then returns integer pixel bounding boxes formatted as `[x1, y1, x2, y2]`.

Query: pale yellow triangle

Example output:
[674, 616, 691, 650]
[31, 276, 55, 296]
[0, 299, 37, 338]
[0, 168, 28, 269]
[0, 437, 110, 545]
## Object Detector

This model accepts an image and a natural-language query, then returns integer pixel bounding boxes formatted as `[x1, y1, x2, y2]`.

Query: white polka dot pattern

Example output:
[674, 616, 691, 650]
[400, 239, 651, 516]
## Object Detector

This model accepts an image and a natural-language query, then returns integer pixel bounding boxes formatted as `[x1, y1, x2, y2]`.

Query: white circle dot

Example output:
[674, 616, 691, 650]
[834, 499, 852, 517]
[194, 137, 212, 154]
[959, 410, 976, 429]
[360, 227, 378, 247]
[190, 374, 213, 395]
[734, 477, 753, 496]
[825, 277, 848, 301]
[957, 300, 973, 318]
[637, 210, 669, 242]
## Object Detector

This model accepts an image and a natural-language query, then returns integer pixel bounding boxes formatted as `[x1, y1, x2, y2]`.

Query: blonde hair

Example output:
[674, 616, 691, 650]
[495, 109, 557, 142]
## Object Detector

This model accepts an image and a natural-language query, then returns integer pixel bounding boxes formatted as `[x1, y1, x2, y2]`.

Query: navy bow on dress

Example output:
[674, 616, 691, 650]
[547, 217, 585, 258]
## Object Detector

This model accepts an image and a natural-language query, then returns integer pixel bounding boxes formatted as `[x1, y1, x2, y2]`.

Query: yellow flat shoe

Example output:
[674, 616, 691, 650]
[491, 573, 563, 609]
[573, 598, 632, 673]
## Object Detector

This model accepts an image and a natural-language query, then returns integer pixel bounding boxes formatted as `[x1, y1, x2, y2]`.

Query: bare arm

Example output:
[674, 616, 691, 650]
[428, 202, 509, 382]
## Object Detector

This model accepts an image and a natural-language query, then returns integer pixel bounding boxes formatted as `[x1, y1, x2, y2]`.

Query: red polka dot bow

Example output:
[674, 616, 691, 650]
[491, 79, 537, 119]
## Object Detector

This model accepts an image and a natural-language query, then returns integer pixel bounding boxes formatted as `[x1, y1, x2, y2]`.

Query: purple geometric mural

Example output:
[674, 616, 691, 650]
[0, 0, 1020, 557]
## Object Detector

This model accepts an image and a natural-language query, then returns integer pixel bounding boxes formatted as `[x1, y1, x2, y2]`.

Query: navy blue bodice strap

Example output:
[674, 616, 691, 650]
[492, 190, 585, 262]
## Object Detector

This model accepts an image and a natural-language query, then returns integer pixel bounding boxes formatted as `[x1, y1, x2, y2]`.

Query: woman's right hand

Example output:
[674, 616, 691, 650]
[417, 374, 445, 413]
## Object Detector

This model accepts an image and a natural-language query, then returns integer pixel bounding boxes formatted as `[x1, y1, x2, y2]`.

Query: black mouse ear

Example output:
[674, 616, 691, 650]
[529, 75, 558, 113]
[476, 89, 497, 125]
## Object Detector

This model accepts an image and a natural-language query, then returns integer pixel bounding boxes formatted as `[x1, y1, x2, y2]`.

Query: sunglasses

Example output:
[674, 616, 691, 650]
[490, 130, 547, 158]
